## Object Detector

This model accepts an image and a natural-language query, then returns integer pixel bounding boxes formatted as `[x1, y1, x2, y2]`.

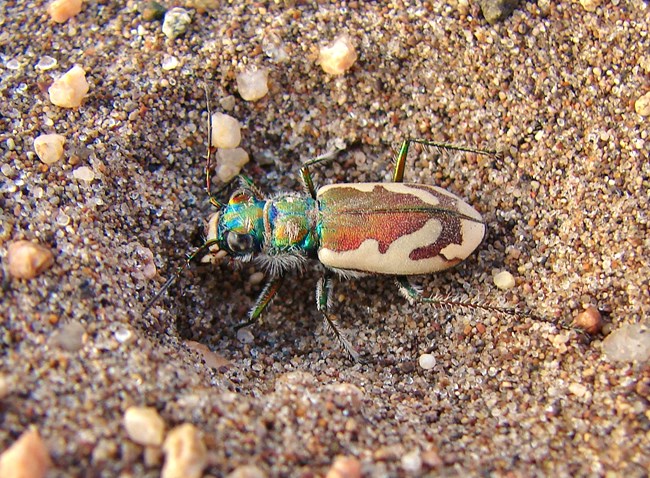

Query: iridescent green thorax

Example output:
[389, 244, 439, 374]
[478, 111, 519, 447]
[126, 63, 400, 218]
[265, 195, 319, 255]
[215, 193, 320, 258]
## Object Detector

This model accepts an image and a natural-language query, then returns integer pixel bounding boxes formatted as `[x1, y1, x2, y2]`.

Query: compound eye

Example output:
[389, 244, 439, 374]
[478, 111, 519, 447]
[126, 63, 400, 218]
[225, 231, 254, 253]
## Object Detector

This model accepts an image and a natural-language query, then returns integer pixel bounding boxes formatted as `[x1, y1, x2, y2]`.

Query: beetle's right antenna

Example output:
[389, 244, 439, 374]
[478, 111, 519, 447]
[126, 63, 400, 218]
[204, 83, 223, 208]
[143, 238, 221, 316]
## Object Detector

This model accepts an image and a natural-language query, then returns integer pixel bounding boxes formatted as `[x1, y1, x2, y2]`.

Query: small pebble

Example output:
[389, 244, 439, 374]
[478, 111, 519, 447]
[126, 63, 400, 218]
[602, 323, 650, 362]
[216, 148, 249, 182]
[48, 65, 89, 108]
[478, 0, 520, 23]
[36, 56, 58, 70]
[236, 327, 255, 344]
[418, 353, 436, 370]
[162, 423, 207, 478]
[184, 341, 231, 370]
[219, 95, 236, 111]
[47, 0, 82, 23]
[568, 382, 589, 398]
[0, 428, 51, 478]
[226, 464, 267, 478]
[635, 91, 650, 116]
[50, 320, 85, 351]
[34, 133, 65, 164]
[236, 68, 269, 101]
[73, 166, 95, 182]
[6, 59, 20, 70]
[162, 8, 191, 39]
[319, 35, 357, 75]
[123, 406, 166, 446]
[140, 1, 166, 21]
[573, 305, 603, 334]
[493, 270, 515, 290]
[325, 455, 362, 478]
[421, 447, 443, 468]
[401, 449, 423, 473]
[579, 0, 601, 12]
[161, 55, 179, 71]
[0, 374, 10, 399]
[211, 113, 241, 149]
[133, 245, 157, 280]
[114, 327, 135, 344]
[7, 240, 54, 279]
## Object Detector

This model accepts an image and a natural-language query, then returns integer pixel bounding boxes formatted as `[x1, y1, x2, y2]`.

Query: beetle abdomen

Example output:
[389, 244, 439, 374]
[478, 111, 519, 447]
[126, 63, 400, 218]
[316, 183, 485, 275]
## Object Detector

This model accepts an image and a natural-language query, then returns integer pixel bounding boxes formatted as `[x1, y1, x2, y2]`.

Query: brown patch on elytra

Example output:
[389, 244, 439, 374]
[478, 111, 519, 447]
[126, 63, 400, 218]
[318, 184, 466, 262]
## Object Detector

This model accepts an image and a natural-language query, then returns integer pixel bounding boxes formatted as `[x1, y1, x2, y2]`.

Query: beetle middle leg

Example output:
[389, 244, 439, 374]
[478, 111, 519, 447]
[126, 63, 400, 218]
[392, 138, 498, 183]
[316, 271, 360, 361]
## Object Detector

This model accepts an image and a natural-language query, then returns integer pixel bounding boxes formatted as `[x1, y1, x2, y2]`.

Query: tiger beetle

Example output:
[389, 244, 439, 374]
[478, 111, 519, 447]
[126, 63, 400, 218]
[145, 98, 520, 361]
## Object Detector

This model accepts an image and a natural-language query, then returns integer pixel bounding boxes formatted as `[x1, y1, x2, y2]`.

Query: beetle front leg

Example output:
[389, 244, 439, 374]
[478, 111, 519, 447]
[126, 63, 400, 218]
[316, 273, 360, 361]
[236, 276, 284, 330]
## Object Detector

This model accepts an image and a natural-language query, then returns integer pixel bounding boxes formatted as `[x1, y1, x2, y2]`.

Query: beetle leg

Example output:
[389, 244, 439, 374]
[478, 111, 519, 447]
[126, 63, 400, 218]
[299, 149, 343, 199]
[316, 273, 360, 361]
[392, 138, 498, 183]
[396, 276, 523, 317]
[236, 276, 284, 330]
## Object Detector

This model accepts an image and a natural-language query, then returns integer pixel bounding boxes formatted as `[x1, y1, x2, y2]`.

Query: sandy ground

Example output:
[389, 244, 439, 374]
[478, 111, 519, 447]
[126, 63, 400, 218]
[1, 0, 649, 476]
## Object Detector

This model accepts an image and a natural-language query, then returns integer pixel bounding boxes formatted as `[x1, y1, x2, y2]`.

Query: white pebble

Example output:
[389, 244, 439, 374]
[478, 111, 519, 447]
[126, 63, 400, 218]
[236, 327, 255, 344]
[579, 0, 601, 12]
[401, 449, 423, 473]
[114, 327, 135, 344]
[162, 424, 207, 478]
[34, 133, 65, 164]
[47, 0, 83, 23]
[0, 428, 51, 478]
[319, 35, 357, 75]
[418, 353, 436, 370]
[217, 147, 249, 182]
[7, 240, 54, 280]
[73, 166, 95, 182]
[6, 59, 20, 70]
[568, 382, 589, 398]
[211, 113, 241, 149]
[635, 91, 650, 116]
[123, 406, 166, 446]
[162, 8, 191, 39]
[36, 56, 58, 70]
[236, 68, 269, 102]
[493, 270, 515, 290]
[48, 65, 89, 108]
[602, 323, 650, 362]
[161, 55, 179, 71]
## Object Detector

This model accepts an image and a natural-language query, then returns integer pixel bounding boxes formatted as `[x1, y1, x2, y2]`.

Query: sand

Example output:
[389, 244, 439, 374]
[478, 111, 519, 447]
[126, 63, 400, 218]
[1, 0, 649, 476]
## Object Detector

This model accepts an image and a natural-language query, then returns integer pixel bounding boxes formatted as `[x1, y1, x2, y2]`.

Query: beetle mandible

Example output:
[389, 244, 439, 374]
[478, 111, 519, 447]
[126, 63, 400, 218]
[146, 101, 516, 360]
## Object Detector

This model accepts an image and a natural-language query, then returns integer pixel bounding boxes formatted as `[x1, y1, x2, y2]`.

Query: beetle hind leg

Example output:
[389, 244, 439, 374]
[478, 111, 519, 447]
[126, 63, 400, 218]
[316, 273, 360, 362]
[396, 276, 524, 318]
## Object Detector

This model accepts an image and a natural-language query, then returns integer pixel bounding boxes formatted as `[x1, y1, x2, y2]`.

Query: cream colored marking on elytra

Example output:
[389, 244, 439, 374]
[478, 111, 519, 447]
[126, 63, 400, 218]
[439, 219, 485, 261]
[319, 217, 458, 275]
